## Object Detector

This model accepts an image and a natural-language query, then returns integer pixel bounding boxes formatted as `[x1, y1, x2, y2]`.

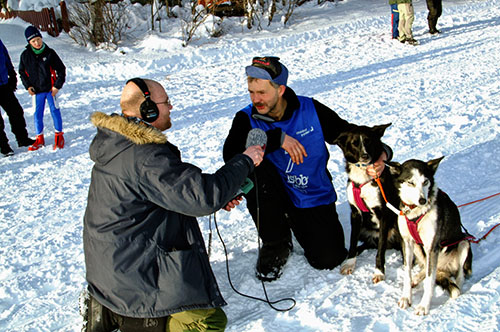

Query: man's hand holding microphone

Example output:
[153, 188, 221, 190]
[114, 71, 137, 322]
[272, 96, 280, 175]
[223, 128, 267, 211]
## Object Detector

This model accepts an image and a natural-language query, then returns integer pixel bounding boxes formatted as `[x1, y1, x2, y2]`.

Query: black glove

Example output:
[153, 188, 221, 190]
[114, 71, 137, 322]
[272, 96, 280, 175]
[7, 70, 17, 91]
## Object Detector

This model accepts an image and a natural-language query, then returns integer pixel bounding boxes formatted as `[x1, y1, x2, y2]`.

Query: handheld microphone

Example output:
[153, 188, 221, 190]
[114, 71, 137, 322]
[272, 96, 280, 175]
[245, 128, 267, 150]
[230, 129, 267, 201]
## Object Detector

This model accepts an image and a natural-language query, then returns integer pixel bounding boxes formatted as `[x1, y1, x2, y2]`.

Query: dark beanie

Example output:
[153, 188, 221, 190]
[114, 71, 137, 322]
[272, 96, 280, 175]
[25, 26, 42, 42]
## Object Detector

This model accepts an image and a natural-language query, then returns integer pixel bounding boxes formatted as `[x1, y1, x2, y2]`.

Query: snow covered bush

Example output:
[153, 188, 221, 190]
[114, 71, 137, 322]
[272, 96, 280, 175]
[67, 0, 132, 50]
[179, 2, 223, 46]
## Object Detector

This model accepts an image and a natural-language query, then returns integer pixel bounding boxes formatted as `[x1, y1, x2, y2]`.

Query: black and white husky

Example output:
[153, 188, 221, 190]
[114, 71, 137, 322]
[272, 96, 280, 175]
[389, 157, 473, 315]
[335, 123, 401, 283]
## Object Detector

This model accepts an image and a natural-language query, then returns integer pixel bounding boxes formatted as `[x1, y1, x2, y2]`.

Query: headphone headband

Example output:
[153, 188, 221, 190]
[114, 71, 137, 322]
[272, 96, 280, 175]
[126, 77, 159, 123]
[127, 78, 150, 98]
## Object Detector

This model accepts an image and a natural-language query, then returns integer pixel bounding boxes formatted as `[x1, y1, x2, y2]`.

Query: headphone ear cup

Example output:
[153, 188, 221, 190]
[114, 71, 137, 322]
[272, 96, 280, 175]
[140, 99, 159, 123]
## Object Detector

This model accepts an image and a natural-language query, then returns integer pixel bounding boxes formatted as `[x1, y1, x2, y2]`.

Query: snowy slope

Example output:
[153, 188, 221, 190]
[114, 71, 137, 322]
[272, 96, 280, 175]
[0, 0, 499, 331]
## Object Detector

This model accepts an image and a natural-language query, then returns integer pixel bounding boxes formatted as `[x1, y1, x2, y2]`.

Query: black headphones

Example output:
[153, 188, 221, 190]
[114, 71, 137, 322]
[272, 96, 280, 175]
[126, 77, 159, 123]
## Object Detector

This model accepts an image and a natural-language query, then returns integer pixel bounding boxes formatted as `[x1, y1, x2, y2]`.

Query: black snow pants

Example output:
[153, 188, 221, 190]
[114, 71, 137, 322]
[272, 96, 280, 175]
[0, 84, 30, 147]
[426, 0, 442, 33]
[245, 159, 347, 269]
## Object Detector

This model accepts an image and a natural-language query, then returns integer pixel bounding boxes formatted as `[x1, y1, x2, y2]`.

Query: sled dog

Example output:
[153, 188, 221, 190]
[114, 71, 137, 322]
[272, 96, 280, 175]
[389, 157, 472, 315]
[335, 123, 401, 283]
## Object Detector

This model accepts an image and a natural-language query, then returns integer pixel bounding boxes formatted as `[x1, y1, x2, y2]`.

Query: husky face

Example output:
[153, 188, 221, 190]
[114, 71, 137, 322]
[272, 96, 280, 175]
[390, 157, 444, 207]
[397, 169, 432, 206]
[335, 123, 391, 165]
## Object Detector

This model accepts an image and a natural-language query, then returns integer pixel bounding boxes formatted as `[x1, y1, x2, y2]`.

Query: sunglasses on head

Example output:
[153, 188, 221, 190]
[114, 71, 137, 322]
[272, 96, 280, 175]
[251, 56, 282, 79]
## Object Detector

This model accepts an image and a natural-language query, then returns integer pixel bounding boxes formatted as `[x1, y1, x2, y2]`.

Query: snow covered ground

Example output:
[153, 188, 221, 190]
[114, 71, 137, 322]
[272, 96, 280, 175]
[1, 0, 499, 331]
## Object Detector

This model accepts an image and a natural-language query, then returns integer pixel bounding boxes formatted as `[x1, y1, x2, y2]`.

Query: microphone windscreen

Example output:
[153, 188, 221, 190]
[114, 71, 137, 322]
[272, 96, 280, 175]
[245, 128, 267, 149]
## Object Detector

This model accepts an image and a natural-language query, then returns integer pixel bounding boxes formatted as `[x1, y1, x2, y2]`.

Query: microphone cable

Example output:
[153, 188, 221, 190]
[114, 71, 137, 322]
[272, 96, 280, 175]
[211, 174, 296, 312]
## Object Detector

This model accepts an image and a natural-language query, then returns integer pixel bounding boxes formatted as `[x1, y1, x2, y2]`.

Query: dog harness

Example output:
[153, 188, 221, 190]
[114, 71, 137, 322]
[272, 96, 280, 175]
[404, 213, 425, 245]
[352, 181, 371, 213]
[401, 190, 476, 247]
[405, 211, 474, 247]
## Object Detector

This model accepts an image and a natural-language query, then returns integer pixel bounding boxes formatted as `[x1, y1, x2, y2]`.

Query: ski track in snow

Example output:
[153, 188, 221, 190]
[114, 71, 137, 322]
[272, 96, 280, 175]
[0, 0, 499, 330]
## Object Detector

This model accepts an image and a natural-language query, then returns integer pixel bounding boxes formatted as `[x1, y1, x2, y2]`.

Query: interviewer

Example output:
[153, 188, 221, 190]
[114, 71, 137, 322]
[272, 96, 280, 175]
[82, 78, 263, 332]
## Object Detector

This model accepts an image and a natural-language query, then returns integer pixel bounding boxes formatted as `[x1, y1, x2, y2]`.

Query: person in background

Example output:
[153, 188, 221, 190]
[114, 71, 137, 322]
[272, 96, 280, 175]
[19, 25, 66, 151]
[82, 77, 263, 332]
[389, 0, 399, 39]
[397, 0, 418, 45]
[426, 0, 442, 34]
[0, 38, 35, 157]
[223, 57, 391, 281]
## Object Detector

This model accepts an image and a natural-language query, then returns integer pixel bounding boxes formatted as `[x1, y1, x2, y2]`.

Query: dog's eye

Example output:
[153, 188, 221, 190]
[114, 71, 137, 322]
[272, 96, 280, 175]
[423, 179, 429, 186]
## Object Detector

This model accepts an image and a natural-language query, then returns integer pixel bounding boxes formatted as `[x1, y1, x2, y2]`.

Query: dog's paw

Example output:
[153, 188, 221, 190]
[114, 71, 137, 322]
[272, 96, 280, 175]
[340, 258, 356, 275]
[372, 270, 385, 283]
[450, 285, 461, 299]
[398, 297, 411, 309]
[415, 304, 430, 316]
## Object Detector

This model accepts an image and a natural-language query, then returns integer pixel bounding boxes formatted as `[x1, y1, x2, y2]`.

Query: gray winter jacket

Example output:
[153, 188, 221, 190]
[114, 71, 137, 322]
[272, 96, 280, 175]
[84, 112, 254, 318]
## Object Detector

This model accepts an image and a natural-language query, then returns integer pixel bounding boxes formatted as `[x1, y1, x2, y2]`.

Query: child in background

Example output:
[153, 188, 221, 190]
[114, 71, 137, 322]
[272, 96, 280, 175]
[19, 25, 66, 151]
[389, 0, 399, 39]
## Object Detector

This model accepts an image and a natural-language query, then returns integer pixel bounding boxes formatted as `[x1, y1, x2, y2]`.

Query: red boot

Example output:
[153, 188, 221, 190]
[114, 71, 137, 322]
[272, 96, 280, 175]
[54, 132, 65, 150]
[28, 134, 45, 151]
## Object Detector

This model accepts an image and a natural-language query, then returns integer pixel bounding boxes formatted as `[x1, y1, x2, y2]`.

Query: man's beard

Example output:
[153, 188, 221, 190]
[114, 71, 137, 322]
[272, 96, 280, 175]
[255, 97, 279, 116]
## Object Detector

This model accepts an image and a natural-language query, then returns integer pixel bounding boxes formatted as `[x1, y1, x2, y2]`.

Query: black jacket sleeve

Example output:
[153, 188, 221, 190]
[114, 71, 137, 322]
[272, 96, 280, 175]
[18, 51, 30, 90]
[313, 99, 356, 144]
[222, 111, 282, 162]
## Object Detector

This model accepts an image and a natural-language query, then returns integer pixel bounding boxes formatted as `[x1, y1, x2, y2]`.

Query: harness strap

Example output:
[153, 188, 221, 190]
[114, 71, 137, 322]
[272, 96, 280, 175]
[374, 176, 401, 215]
[440, 234, 476, 247]
[352, 181, 370, 212]
[405, 214, 426, 245]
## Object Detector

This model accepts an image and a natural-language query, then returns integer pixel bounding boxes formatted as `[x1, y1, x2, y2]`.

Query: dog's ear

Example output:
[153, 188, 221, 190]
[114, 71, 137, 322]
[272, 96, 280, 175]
[386, 161, 401, 176]
[427, 156, 444, 174]
[334, 132, 349, 149]
[372, 123, 391, 138]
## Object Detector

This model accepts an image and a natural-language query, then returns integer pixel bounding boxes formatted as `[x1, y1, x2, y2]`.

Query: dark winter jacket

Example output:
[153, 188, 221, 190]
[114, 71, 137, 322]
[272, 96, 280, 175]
[84, 112, 254, 318]
[19, 43, 65, 93]
[0, 39, 16, 88]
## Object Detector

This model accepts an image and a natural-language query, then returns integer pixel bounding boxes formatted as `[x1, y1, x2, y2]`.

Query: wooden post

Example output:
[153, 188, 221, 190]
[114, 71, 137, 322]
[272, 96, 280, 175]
[60, 1, 70, 33]
[49, 7, 59, 36]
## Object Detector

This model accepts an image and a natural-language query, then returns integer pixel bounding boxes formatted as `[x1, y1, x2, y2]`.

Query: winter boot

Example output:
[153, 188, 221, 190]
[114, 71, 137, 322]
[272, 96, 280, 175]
[1, 144, 14, 157]
[17, 137, 36, 147]
[53, 132, 64, 150]
[406, 38, 419, 45]
[80, 290, 118, 332]
[28, 134, 45, 151]
[256, 240, 292, 282]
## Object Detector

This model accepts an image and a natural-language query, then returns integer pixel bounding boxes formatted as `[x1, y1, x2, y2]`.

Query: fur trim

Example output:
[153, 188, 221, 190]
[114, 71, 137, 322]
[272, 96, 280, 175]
[90, 112, 167, 145]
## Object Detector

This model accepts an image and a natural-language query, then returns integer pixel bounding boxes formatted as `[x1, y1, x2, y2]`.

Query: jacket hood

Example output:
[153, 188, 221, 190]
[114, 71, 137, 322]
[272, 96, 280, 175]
[89, 112, 167, 165]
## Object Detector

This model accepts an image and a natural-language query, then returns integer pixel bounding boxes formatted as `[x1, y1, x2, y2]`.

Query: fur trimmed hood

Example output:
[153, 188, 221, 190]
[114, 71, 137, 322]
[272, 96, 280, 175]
[90, 111, 167, 145]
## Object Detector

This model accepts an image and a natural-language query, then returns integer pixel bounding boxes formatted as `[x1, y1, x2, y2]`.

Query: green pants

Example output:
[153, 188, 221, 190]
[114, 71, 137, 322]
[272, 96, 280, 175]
[167, 308, 227, 332]
[83, 292, 226, 332]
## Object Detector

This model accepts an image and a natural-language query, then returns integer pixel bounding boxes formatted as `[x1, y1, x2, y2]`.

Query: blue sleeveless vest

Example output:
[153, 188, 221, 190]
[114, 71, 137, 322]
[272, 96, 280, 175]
[242, 96, 337, 208]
